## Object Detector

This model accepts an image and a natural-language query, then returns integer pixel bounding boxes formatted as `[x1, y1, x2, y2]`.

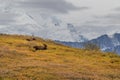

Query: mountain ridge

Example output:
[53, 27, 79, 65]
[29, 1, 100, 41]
[57, 33, 120, 54]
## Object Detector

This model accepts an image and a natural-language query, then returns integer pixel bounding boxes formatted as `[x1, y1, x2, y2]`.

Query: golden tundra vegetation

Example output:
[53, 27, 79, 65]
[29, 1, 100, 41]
[0, 34, 120, 80]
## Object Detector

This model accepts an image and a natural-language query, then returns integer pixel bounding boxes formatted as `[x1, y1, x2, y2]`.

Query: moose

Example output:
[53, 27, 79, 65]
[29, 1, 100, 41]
[26, 38, 36, 41]
[33, 44, 47, 51]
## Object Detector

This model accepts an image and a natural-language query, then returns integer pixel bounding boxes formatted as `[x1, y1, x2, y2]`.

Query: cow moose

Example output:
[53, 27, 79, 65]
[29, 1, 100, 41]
[33, 44, 47, 51]
[26, 38, 36, 41]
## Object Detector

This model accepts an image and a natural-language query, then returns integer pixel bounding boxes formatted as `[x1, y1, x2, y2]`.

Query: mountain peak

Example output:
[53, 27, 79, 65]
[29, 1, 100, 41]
[98, 34, 109, 39]
[113, 33, 120, 38]
[88, 33, 120, 54]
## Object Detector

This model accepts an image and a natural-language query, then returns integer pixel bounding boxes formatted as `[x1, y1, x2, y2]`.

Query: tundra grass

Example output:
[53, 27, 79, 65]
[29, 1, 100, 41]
[0, 34, 120, 80]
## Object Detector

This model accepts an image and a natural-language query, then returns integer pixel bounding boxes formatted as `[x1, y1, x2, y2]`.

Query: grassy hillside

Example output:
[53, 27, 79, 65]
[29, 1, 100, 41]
[0, 34, 120, 80]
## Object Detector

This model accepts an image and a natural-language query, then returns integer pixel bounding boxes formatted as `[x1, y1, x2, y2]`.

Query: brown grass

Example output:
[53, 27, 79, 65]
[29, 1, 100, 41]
[0, 34, 120, 80]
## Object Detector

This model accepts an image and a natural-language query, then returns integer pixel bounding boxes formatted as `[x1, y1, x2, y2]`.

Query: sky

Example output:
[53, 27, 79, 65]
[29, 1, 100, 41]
[0, 0, 120, 39]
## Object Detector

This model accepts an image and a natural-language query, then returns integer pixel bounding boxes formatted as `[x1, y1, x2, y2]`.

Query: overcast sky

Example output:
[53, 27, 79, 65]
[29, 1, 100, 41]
[0, 0, 120, 39]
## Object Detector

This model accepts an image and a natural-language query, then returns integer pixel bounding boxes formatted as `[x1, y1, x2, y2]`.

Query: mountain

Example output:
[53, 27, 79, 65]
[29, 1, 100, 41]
[0, 16, 87, 42]
[0, 1, 87, 42]
[0, 34, 120, 80]
[89, 34, 114, 51]
[89, 33, 120, 54]
[55, 41, 84, 48]
[57, 33, 120, 54]
[67, 23, 88, 42]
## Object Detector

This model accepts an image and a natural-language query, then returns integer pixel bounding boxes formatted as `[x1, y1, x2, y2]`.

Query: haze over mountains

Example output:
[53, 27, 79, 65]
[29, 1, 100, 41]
[0, 14, 87, 42]
[0, 0, 88, 42]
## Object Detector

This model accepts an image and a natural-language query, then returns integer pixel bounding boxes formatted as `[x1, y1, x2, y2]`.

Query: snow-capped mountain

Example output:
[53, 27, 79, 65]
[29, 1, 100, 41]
[0, 0, 87, 42]
[67, 23, 88, 42]
[90, 35, 114, 51]
[57, 33, 120, 54]
[0, 13, 87, 42]
[88, 33, 120, 54]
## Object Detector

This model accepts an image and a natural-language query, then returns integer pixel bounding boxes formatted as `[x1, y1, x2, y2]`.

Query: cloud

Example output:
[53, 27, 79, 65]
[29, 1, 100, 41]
[94, 13, 120, 25]
[0, 0, 88, 26]
[0, 12, 18, 25]
[76, 10, 120, 39]
[16, 0, 88, 14]
[76, 24, 120, 39]
[114, 7, 120, 11]
[0, 0, 89, 26]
